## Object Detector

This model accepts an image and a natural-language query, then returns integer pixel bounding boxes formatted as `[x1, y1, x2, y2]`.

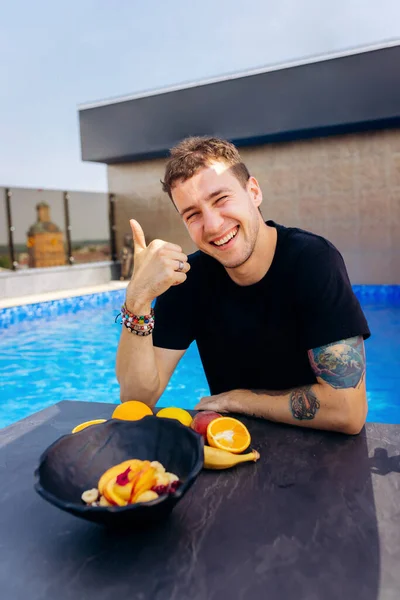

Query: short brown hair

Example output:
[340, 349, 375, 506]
[161, 136, 250, 199]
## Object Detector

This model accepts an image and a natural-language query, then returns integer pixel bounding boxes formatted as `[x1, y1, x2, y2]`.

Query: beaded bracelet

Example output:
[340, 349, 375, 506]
[120, 303, 155, 336]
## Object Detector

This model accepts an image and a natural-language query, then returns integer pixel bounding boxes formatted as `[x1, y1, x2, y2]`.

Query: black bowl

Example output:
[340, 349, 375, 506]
[34, 416, 204, 527]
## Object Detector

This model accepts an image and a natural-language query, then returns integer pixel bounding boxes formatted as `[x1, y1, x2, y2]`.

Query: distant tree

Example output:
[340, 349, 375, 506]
[0, 255, 11, 269]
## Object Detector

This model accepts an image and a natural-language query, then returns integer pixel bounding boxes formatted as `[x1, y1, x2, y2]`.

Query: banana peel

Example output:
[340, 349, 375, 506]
[203, 445, 260, 470]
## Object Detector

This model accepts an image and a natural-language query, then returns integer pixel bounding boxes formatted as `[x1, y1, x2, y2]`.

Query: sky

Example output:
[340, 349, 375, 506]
[0, 0, 399, 193]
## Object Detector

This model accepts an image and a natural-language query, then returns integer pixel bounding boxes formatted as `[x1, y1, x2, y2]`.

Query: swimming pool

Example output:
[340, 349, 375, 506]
[0, 287, 399, 429]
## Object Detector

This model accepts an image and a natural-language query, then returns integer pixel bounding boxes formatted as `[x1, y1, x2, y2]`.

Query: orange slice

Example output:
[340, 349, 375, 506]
[112, 400, 153, 421]
[71, 419, 107, 434]
[207, 417, 251, 454]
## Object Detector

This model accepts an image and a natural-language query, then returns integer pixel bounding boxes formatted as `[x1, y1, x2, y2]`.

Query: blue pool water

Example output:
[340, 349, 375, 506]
[0, 288, 399, 429]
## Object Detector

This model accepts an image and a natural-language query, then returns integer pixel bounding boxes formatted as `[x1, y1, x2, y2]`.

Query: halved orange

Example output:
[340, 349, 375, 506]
[206, 417, 251, 454]
[112, 400, 153, 421]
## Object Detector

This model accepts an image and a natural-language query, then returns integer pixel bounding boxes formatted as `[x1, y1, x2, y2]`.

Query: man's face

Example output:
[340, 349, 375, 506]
[171, 161, 263, 269]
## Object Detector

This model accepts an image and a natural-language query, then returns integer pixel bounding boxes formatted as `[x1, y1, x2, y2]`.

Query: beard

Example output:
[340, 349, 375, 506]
[218, 244, 254, 269]
[215, 212, 260, 270]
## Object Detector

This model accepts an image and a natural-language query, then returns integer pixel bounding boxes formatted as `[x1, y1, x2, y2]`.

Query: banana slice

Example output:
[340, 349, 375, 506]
[150, 461, 166, 473]
[135, 490, 159, 503]
[81, 488, 99, 504]
[155, 472, 170, 486]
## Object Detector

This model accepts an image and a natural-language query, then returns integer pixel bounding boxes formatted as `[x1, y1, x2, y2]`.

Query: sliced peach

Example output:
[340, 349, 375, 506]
[99, 495, 113, 507]
[113, 463, 146, 500]
[104, 477, 128, 506]
[130, 466, 157, 503]
[102, 483, 117, 506]
[98, 459, 143, 495]
[129, 464, 153, 499]
[113, 480, 134, 501]
[126, 461, 152, 497]
[128, 470, 144, 502]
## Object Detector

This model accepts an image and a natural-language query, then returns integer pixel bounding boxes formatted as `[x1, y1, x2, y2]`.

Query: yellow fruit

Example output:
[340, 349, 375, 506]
[203, 445, 260, 470]
[71, 419, 107, 434]
[99, 495, 112, 507]
[135, 490, 159, 503]
[166, 472, 179, 483]
[98, 459, 143, 495]
[150, 461, 166, 474]
[156, 407, 193, 426]
[130, 465, 157, 503]
[155, 472, 170, 487]
[104, 478, 127, 506]
[113, 480, 134, 502]
[207, 417, 251, 453]
[81, 488, 99, 504]
[112, 401, 153, 421]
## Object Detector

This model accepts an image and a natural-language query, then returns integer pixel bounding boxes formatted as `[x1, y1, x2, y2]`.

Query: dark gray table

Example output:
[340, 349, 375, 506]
[1, 401, 400, 600]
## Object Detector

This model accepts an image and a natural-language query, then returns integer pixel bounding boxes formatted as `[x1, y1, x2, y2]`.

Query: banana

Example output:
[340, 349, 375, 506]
[203, 445, 260, 470]
[81, 488, 99, 504]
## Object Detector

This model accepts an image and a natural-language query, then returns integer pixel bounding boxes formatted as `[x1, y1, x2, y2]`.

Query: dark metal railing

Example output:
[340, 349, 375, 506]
[63, 192, 74, 265]
[4, 188, 18, 271]
[108, 193, 118, 262]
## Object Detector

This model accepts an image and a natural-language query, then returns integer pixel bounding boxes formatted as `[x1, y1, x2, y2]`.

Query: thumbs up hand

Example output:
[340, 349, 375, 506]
[125, 219, 190, 313]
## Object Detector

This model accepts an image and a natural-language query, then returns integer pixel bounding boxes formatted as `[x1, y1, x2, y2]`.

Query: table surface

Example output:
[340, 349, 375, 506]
[1, 401, 400, 600]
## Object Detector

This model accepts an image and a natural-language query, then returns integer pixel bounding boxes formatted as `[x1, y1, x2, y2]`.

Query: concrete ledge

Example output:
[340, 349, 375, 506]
[0, 280, 128, 309]
[0, 261, 121, 300]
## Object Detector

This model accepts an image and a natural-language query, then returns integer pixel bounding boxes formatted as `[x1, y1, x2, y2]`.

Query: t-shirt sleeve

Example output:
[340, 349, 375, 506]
[152, 276, 196, 351]
[295, 241, 371, 350]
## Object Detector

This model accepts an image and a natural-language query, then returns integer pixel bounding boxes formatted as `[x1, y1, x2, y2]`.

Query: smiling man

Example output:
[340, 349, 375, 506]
[116, 136, 370, 435]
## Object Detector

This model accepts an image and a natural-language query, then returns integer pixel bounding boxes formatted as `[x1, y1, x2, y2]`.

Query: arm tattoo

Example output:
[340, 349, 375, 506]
[308, 336, 366, 389]
[252, 388, 321, 420]
[250, 336, 365, 421]
[290, 386, 320, 420]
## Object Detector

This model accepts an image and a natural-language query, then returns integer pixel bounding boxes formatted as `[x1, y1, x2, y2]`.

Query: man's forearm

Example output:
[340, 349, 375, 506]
[197, 381, 367, 435]
[231, 385, 349, 432]
[116, 326, 161, 406]
[116, 220, 190, 406]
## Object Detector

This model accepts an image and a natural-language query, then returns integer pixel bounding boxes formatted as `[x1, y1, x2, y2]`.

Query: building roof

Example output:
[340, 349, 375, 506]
[78, 41, 400, 164]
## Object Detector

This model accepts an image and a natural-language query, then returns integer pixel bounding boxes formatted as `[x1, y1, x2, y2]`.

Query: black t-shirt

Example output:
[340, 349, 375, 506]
[153, 221, 370, 394]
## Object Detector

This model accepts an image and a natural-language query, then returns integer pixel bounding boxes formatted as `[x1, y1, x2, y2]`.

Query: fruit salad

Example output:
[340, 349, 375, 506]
[81, 459, 181, 507]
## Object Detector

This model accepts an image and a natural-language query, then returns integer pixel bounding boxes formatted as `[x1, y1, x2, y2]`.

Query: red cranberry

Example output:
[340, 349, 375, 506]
[151, 485, 169, 495]
[169, 480, 181, 493]
[116, 467, 131, 486]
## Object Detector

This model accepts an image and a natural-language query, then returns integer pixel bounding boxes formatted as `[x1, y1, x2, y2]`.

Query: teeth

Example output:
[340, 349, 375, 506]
[214, 228, 238, 246]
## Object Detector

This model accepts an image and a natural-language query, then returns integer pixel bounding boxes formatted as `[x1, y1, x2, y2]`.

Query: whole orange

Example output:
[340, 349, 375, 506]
[112, 400, 153, 421]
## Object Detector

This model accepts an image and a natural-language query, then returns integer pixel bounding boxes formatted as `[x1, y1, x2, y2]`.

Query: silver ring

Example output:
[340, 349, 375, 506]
[177, 260, 184, 272]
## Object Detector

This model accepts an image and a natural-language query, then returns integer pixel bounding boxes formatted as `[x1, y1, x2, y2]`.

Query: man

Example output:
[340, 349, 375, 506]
[116, 136, 370, 435]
